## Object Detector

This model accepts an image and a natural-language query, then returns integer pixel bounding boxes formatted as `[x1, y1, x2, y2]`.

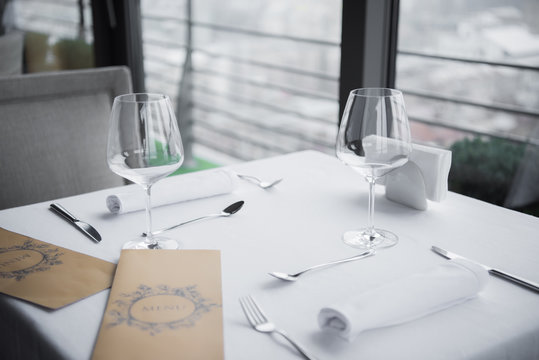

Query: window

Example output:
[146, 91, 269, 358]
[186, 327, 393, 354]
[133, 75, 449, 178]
[396, 0, 539, 213]
[2, 0, 94, 73]
[4, 0, 537, 214]
[140, 0, 342, 167]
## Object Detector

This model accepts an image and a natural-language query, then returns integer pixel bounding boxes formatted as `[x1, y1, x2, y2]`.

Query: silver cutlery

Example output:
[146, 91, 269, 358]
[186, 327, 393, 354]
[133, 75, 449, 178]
[142, 200, 244, 237]
[239, 295, 319, 360]
[432, 246, 539, 293]
[50, 203, 102, 243]
[269, 249, 375, 281]
[237, 174, 283, 189]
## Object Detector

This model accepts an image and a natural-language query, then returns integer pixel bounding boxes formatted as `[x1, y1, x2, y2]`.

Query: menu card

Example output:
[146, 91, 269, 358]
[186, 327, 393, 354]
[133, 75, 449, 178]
[92, 249, 224, 360]
[0, 227, 115, 309]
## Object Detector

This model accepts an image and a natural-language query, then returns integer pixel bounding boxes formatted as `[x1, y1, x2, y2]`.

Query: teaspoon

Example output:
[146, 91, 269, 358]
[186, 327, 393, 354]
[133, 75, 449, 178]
[142, 200, 245, 237]
[268, 249, 375, 281]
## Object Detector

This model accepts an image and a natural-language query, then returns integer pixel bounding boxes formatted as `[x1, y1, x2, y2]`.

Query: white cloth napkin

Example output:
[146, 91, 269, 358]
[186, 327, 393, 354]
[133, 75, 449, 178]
[385, 143, 452, 210]
[318, 258, 488, 341]
[106, 170, 236, 214]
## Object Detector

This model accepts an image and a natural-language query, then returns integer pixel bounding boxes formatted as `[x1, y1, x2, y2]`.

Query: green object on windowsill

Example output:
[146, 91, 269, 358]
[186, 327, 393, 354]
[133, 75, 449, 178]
[170, 157, 220, 175]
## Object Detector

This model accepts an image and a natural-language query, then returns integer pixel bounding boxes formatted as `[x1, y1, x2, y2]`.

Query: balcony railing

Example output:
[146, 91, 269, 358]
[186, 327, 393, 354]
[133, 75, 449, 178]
[141, 6, 341, 164]
[143, 10, 539, 165]
[397, 50, 539, 146]
[13, 0, 539, 163]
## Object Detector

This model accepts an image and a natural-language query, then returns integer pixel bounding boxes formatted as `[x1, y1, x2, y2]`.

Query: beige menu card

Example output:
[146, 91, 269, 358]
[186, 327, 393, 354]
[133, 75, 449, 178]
[92, 249, 224, 360]
[0, 227, 116, 309]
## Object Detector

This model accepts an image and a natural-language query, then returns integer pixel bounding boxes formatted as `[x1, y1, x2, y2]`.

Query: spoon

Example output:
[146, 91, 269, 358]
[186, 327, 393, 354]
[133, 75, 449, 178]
[268, 249, 375, 281]
[142, 200, 245, 237]
[236, 174, 283, 189]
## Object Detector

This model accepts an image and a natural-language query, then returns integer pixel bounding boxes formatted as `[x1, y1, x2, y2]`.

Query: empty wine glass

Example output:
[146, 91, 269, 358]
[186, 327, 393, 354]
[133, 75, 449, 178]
[107, 93, 184, 249]
[336, 88, 412, 249]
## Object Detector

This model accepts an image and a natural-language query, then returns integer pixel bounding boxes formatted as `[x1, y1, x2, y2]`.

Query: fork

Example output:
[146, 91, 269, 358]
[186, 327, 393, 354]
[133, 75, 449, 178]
[236, 174, 283, 189]
[239, 295, 319, 360]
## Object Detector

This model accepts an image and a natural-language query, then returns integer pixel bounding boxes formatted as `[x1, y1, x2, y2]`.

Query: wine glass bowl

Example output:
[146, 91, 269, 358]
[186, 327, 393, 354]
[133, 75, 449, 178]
[336, 88, 411, 249]
[107, 93, 184, 249]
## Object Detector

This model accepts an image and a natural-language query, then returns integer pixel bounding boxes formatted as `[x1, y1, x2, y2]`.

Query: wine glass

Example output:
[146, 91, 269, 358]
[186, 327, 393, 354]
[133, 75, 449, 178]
[336, 88, 412, 249]
[107, 93, 184, 249]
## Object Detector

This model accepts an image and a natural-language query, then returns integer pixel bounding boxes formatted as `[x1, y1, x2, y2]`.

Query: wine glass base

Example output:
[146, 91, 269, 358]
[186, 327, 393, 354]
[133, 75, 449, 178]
[122, 237, 182, 250]
[342, 228, 398, 250]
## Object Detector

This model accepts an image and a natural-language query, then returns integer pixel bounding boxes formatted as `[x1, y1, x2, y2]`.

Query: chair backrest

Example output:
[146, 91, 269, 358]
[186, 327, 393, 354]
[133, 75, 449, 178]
[0, 66, 132, 210]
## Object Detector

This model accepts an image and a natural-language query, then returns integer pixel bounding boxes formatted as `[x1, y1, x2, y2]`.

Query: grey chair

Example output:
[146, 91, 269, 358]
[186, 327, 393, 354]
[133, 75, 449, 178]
[0, 66, 132, 210]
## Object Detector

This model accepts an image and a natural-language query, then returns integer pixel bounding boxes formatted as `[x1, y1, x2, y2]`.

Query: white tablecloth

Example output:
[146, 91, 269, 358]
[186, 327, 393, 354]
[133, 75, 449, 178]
[1, 150, 538, 360]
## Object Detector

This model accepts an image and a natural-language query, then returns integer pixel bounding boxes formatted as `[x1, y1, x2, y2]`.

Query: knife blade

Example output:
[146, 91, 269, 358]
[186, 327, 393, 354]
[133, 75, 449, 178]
[431, 246, 539, 293]
[50, 203, 102, 243]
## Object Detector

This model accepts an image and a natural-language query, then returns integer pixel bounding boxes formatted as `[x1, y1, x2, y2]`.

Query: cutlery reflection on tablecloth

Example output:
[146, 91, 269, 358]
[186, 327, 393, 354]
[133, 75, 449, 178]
[318, 258, 488, 341]
[236, 173, 283, 189]
[106, 170, 236, 214]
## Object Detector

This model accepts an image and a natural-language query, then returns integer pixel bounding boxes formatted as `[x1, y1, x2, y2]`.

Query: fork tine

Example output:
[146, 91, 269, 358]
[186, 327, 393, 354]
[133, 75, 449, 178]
[245, 295, 268, 323]
[239, 297, 258, 327]
[240, 295, 318, 360]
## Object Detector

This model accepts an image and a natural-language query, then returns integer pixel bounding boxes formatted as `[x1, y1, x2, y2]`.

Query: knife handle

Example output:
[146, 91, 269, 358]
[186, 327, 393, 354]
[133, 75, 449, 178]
[50, 203, 78, 222]
[489, 268, 539, 293]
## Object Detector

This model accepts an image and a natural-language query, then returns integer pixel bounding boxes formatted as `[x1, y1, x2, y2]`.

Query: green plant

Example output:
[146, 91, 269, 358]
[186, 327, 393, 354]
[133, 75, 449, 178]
[53, 38, 94, 69]
[449, 137, 525, 206]
[24, 32, 59, 72]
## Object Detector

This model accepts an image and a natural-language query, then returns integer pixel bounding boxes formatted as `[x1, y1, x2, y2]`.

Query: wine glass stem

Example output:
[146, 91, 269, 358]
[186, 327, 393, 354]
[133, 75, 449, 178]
[144, 184, 157, 247]
[367, 178, 376, 237]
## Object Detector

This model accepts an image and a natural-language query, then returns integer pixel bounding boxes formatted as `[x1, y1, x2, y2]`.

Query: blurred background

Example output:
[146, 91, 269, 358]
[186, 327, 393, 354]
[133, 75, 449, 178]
[1, 0, 537, 215]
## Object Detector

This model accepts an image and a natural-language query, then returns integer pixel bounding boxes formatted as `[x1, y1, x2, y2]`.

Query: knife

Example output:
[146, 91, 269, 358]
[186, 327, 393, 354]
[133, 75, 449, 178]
[431, 246, 539, 293]
[50, 203, 102, 243]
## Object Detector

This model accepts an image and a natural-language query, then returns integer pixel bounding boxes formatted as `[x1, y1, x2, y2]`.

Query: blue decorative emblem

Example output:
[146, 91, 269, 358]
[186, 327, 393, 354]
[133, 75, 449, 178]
[107, 284, 220, 335]
[0, 240, 63, 281]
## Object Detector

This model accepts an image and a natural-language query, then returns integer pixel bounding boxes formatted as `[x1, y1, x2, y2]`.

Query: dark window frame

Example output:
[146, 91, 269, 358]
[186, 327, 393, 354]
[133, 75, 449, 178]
[91, 0, 145, 92]
[339, 0, 400, 121]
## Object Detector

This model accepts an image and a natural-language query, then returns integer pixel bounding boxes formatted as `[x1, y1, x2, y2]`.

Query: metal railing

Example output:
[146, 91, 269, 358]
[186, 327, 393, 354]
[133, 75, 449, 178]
[143, 9, 539, 163]
[18, 0, 538, 162]
[397, 50, 539, 146]
[142, 9, 341, 162]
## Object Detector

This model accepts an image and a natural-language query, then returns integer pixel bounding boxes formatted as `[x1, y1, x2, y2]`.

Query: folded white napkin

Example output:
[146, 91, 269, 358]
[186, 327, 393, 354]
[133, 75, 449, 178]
[106, 170, 235, 214]
[385, 143, 452, 210]
[318, 258, 488, 341]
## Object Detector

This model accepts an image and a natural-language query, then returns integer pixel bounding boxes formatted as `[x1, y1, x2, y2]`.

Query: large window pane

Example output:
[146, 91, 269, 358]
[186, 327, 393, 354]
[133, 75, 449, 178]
[397, 0, 539, 214]
[2, 0, 94, 74]
[141, 0, 341, 168]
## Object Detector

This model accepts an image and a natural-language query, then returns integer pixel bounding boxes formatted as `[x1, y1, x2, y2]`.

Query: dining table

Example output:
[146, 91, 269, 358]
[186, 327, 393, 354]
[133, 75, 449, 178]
[0, 150, 538, 360]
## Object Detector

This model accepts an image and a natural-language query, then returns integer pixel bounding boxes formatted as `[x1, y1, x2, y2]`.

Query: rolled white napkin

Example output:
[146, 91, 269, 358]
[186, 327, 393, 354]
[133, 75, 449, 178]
[385, 143, 452, 210]
[106, 170, 235, 214]
[318, 258, 488, 341]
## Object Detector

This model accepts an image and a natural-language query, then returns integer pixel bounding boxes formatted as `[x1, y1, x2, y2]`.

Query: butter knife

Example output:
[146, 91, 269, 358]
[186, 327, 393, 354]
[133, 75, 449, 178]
[431, 246, 539, 293]
[50, 203, 102, 243]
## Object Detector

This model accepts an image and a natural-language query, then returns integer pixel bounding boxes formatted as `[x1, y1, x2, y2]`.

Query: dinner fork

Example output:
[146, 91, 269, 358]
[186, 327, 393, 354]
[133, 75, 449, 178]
[239, 295, 319, 360]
